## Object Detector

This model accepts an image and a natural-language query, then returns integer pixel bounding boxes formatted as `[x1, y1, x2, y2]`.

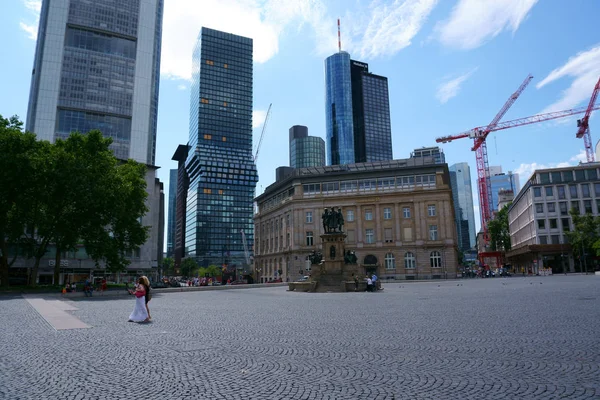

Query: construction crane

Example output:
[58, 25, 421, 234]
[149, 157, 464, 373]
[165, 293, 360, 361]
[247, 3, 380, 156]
[576, 76, 600, 162]
[254, 103, 272, 162]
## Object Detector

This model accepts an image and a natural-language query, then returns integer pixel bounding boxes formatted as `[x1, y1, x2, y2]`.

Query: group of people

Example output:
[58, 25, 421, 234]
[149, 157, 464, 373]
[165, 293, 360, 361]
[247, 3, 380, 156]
[61, 278, 107, 297]
[128, 276, 152, 323]
[352, 273, 380, 292]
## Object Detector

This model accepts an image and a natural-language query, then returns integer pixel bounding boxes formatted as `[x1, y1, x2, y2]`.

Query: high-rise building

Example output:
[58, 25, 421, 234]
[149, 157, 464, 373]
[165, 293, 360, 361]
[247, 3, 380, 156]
[324, 53, 392, 165]
[489, 166, 520, 212]
[411, 147, 446, 165]
[26, 0, 163, 165]
[185, 27, 258, 270]
[166, 169, 178, 258]
[23, 0, 164, 284]
[449, 163, 476, 250]
[289, 125, 325, 168]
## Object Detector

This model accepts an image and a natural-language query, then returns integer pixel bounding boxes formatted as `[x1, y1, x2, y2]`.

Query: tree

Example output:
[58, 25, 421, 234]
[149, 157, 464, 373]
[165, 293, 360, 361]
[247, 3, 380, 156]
[161, 257, 175, 277]
[207, 264, 222, 278]
[488, 203, 512, 252]
[180, 258, 198, 277]
[0, 115, 40, 287]
[566, 208, 599, 273]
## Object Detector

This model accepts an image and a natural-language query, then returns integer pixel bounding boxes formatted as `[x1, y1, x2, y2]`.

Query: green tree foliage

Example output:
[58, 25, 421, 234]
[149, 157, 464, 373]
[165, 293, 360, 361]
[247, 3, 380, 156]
[180, 258, 198, 277]
[207, 264, 222, 278]
[488, 203, 512, 252]
[0, 115, 150, 285]
[0, 115, 39, 287]
[161, 257, 175, 276]
[565, 208, 599, 270]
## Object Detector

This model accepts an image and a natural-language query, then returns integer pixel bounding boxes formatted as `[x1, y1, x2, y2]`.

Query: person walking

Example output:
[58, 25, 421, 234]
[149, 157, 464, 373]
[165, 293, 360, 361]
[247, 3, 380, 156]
[371, 273, 378, 291]
[366, 276, 373, 292]
[128, 277, 149, 323]
[352, 274, 359, 292]
[140, 276, 152, 321]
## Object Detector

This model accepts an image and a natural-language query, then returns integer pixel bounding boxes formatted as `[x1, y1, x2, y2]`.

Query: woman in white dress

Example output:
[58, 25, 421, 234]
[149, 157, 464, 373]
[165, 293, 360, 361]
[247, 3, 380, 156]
[128, 277, 149, 322]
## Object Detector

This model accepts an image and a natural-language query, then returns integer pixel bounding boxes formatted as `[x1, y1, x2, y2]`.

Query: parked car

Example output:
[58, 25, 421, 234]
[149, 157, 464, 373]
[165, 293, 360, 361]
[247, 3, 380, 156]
[297, 276, 310, 282]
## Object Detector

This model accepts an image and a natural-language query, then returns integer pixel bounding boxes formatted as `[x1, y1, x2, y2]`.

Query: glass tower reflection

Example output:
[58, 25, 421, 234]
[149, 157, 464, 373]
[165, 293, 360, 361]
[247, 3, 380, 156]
[325, 51, 355, 165]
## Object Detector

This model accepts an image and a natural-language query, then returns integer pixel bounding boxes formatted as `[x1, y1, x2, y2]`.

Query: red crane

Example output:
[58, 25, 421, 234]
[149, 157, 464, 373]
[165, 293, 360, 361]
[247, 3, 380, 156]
[462, 74, 533, 245]
[576, 76, 600, 162]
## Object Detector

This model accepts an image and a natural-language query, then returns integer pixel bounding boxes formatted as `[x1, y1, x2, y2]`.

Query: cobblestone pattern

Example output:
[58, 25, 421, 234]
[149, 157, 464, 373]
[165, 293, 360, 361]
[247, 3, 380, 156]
[1, 276, 599, 399]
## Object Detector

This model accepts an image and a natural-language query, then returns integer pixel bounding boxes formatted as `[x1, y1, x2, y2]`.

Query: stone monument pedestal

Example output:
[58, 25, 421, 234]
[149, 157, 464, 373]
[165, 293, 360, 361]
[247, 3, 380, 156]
[310, 232, 361, 292]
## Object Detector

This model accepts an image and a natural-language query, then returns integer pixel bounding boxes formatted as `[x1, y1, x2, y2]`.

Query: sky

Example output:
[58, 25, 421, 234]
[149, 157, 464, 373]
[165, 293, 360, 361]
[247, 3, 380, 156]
[2, 0, 600, 238]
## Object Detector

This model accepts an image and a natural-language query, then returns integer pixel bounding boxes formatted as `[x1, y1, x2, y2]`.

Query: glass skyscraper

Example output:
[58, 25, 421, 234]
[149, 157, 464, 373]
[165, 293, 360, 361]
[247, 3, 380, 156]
[490, 169, 520, 212]
[449, 163, 476, 250]
[167, 169, 178, 258]
[26, 0, 163, 165]
[289, 125, 325, 168]
[325, 53, 393, 165]
[186, 28, 258, 269]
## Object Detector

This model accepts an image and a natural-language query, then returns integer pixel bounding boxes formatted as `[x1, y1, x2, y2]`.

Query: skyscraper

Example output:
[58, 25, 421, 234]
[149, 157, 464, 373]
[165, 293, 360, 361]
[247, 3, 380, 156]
[325, 53, 393, 166]
[186, 27, 258, 269]
[289, 125, 325, 168]
[167, 169, 178, 258]
[411, 146, 446, 164]
[489, 166, 520, 212]
[449, 163, 476, 250]
[26, 0, 163, 165]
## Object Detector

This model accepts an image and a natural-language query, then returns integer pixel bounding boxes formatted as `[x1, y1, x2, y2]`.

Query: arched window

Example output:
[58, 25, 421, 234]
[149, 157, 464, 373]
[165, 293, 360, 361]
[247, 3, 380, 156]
[404, 252, 415, 269]
[385, 253, 395, 270]
[430, 251, 442, 268]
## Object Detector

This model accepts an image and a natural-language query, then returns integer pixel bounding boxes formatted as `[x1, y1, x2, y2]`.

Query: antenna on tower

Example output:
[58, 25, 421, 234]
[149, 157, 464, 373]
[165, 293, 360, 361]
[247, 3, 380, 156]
[337, 18, 341, 52]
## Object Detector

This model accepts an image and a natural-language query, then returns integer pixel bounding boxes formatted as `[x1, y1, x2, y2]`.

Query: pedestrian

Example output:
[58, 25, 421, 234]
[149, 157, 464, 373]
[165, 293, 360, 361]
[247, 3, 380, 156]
[128, 277, 149, 323]
[352, 273, 359, 292]
[371, 273, 378, 291]
[140, 275, 152, 321]
[366, 276, 373, 292]
[101, 278, 107, 295]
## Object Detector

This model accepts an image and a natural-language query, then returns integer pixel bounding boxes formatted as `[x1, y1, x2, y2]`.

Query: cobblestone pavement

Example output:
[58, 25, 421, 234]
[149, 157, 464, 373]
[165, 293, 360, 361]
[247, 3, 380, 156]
[1, 275, 599, 400]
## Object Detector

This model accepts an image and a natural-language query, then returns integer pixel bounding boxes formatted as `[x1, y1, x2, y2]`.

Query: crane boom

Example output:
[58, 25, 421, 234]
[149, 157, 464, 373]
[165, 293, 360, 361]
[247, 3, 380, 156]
[576, 77, 600, 162]
[254, 103, 272, 162]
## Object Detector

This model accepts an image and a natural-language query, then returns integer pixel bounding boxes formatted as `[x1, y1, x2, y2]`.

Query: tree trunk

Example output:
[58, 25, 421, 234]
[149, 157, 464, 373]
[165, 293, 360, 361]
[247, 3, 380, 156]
[30, 257, 40, 286]
[0, 236, 9, 287]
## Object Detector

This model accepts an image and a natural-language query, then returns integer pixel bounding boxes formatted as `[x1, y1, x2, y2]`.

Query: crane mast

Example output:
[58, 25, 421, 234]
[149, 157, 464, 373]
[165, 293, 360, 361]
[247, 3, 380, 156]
[576, 77, 600, 162]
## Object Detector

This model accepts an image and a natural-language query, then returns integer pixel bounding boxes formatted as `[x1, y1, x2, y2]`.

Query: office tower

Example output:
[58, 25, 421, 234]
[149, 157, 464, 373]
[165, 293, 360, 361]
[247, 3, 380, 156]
[411, 146, 446, 164]
[449, 163, 476, 250]
[289, 125, 325, 168]
[26, 0, 163, 165]
[489, 166, 520, 212]
[324, 52, 393, 165]
[350, 60, 392, 163]
[186, 28, 258, 270]
[166, 169, 178, 258]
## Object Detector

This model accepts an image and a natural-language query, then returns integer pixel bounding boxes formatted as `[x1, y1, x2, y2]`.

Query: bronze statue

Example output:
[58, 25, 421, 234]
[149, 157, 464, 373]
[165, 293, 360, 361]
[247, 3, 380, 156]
[322, 207, 344, 233]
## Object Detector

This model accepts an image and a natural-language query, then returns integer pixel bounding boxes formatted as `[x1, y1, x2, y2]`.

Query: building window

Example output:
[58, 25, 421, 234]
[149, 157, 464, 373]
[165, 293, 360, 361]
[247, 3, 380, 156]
[581, 184, 590, 198]
[404, 252, 416, 269]
[562, 218, 570, 231]
[306, 211, 312, 223]
[383, 207, 392, 219]
[551, 171, 562, 183]
[540, 173, 551, 184]
[365, 210, 373, 221]
[346, 210, 354, 222]
[385, 253, 395, 270]
[557, 186, 566, 199]
[403, 227, 413, 241]
[569, 185, 578, 198]
[575, 170, 585, 181]
[286, 233, 290, 247]
[306, 231, 313, 246]
[403, 207, 411, 218]
[384, 228, 393, 243]
[535, 203, 544, 213]
[595, 183, 600, 197]
[563, 171, 573, 182]
[538, 220, 545, 229]
[428, 205, 436, 217]
[547, 203, 556, 213]
[559, 202, 568, 215]
[430, 251, 442, 268]
[545, 187, 553, 197]
[347, 229, 355, 242]
[429, 225, 438, 241]
[539, 236, 548, 245]
[365, 229, 375, 244]
[571, 201, 580, 214]
[534, 187, 542, 198]
[551, 235, 560, 244]
[584, 200, 592, 214]
[549, 219, 558, 229]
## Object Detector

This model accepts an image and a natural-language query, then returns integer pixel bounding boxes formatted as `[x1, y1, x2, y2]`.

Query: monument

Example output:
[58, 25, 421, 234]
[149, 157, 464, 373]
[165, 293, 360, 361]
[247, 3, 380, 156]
[289, 208, 364, 292]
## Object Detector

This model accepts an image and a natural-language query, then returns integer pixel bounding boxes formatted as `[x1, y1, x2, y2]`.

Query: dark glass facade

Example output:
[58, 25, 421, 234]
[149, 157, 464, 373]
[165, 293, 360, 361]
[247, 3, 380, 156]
[185, 28, 258, 269]
[325, 55, 392, 165]
[325, 52, 354, 165]
[167, 169, 178, 258]
[289, 125, 325, 168]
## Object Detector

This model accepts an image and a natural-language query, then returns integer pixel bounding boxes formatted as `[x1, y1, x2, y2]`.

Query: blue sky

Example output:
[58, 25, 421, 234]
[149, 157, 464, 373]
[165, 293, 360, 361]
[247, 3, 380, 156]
[2, 0, 600, 235]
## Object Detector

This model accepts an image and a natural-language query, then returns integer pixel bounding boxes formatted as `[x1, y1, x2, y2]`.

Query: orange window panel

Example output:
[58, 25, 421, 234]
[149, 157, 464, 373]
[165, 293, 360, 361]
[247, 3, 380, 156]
[203, 188, 212, 194]
[222, 136, 227, 142]
[223, 102, 227, 107]
[218, 189, 224, 195]
[224, 63, 228, 68]
[204, 134, 212, 140]
[206, 60, 214, 65]
[201, 98, 209, 104]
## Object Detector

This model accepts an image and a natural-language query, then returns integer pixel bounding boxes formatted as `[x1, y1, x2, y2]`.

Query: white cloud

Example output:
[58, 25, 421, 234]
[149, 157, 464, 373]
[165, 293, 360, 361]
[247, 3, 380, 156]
[536, 44, 600, 113]
[252, 110, 267, 129]
[435, 0, 538, 50]
[177, 84, 187, 91]
[19, 0, 41, 40]
[514, 151, 584, 182]
[435, 67, 478, 104]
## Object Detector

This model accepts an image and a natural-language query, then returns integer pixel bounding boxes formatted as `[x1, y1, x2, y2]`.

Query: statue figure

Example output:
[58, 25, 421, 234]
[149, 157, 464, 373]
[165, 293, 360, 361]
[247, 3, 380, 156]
[344, 250, 357, 264]
[309, 250, 323, 265]
[330, 245, 336, 260]
[322, 208, 331, 233]
[337, 208, 344, 232]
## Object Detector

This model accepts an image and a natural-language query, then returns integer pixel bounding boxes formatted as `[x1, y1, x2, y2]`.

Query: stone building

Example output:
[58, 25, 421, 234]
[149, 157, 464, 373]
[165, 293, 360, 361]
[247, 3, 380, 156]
[506, 164, 600, 274]
[254, 159, 459, 282]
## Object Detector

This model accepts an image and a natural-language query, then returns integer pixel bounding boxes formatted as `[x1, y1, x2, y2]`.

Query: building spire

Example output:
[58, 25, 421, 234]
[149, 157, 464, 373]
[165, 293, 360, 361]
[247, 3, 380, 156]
[337, 18, 341, 52]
